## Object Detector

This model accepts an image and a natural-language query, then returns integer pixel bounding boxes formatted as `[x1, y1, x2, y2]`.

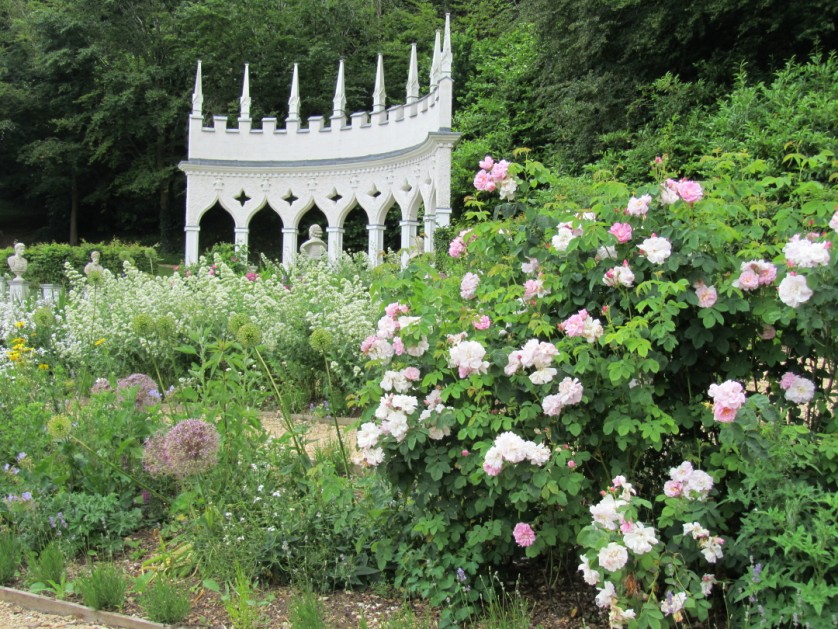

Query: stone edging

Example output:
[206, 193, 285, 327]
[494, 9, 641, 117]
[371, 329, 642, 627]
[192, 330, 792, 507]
[0, 587, 165, 629]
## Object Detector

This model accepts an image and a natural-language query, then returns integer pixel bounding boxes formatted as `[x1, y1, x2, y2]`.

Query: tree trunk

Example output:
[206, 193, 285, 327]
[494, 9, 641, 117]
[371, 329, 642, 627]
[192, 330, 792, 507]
[69, 173, 78, 246]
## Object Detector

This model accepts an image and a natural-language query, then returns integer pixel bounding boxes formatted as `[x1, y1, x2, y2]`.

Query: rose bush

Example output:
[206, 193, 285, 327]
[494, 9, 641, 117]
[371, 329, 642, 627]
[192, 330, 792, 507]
[355, 153, 836, 624]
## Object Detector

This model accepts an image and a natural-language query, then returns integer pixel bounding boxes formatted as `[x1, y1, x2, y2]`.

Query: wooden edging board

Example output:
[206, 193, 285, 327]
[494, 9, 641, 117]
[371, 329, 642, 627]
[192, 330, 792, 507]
[0, 587, 166, 629]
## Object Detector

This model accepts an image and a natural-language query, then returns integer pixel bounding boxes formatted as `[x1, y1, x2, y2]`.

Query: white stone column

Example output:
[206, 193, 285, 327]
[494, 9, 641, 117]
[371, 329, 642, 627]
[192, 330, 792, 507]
[434, 141, 456, 227]
[367, 224, 385, 266]
[327, 226, 345, 262]
[423, 214, 436, 252]
[399, 219, 420, 250]
[282, 227, 298, 266]
[184, 225, 201, 265]
[234, 227, 249, 252]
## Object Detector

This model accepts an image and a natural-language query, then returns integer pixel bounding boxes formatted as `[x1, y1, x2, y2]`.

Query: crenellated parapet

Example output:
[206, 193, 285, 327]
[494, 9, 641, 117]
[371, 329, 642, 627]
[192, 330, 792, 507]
[180, 14, 458, 266]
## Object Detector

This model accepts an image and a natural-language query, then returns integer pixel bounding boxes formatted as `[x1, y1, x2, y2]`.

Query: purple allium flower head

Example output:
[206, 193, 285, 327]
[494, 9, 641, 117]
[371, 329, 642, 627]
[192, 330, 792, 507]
[90, 378, 112, 395]
[142, 433, 170, 477]
[163, 419, 220, 478]
[116, 374, 160, 409]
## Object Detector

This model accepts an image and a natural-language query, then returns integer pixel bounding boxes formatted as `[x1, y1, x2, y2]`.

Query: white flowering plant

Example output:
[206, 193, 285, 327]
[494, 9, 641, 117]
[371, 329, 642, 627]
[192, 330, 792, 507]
[577, 468, 724, 627]
[353, 151, 837, 623]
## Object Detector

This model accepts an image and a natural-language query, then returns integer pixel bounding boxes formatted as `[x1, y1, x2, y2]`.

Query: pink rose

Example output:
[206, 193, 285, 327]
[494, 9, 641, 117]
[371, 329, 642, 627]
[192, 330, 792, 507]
[479, 155, 494, 171]
[473, 170, 494, 192]
[733, 268, 759, 291]
[460, 272, 480, 300]
[567, 460, 576, 469]
[473, 315, 491, 330]
[779, 372, 797, 390]
[490, 160, 509, 181]
[693, 282, 717, 308]
[760, 325, 776, 340]
[609, 222, 633, 243]
[513, 522, 537, 548]
[677, 179, 703, 203]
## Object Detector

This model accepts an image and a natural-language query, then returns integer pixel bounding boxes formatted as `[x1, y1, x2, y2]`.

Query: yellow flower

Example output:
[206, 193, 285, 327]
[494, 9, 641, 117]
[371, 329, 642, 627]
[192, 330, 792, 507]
[7, 351, 20, 362]
[38, 363, 50, 370]
[94, 338, 106, 347]
[14, 321, 24, 329]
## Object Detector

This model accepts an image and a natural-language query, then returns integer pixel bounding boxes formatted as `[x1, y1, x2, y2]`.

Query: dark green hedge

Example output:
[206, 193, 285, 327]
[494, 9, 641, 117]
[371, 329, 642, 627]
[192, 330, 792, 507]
[1, 240, 159, 285]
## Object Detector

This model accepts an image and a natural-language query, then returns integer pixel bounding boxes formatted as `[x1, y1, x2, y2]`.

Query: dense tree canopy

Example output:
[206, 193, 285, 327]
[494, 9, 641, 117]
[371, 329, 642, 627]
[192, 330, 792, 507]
[0, 0, 833, 251]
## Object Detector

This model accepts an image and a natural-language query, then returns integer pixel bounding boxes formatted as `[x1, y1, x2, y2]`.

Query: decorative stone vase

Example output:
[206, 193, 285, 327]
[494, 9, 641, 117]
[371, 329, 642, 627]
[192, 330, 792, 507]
[9, 277, 29, 303]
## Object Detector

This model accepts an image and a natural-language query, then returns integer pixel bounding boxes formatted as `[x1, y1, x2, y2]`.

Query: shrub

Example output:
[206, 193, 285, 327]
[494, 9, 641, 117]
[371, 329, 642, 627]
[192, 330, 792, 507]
[26, 541, 65, 586]
[79, 563, 127, 611]
[0, 531, 22, 584]
[354, 153, 836, 623]
[140, 577, 191, 624]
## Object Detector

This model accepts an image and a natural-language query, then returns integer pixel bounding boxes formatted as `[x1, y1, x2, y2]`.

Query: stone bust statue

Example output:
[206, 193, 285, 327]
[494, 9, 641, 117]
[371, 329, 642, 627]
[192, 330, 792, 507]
[84, 250, 104, 276]
[300, 224, 327, 259]
[7, 242, 27, 279]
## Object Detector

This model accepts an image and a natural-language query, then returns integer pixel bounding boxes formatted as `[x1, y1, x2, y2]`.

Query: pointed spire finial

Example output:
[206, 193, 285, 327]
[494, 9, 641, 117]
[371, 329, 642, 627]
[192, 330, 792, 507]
[441, 13, 452, 78]
[332, 58, 346, 123]
[406, 43, 419, 104]
[373, 54, 386, 112]
[288, 63, 300, 122]
[240, 63, 251, 120]
[192, 60, 203, 117]
[430, 30, 442, 90]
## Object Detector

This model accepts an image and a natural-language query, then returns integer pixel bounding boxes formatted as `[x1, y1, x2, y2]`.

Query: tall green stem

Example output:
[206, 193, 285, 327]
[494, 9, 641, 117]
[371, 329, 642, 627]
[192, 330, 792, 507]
[323, 358, 351, 477]
[253, 348, 308, 461]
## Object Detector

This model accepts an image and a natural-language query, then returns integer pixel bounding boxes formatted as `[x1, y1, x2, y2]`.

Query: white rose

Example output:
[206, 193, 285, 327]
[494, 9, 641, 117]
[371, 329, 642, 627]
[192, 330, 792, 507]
[778, 274, 813, 308]
[598, 542, 629, 572]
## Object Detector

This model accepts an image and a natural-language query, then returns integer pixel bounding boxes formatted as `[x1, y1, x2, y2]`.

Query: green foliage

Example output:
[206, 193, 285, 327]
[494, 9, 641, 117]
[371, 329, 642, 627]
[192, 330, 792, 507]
[140, 577, 192, 624]
[222, 566, 268, 629]
[288, 587, 327, 629]
[26, 541, 66, 586]
[0, 531, 22, 584]
[719, 423, 838, 626]
[471, 575, 532, 629]
[79, 563, 127, 611]
[0, 241, 159, 286]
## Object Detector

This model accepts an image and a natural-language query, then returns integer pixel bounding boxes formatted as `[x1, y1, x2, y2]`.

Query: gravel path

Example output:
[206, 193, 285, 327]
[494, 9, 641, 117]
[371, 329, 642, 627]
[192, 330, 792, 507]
[0, 600, 108, 629]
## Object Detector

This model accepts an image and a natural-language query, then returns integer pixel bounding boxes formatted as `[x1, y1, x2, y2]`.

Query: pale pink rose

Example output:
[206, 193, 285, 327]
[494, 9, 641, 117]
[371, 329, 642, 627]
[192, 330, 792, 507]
[356, 422, 381, 450]
[590, 495, 625, 530]
[385, 302, 409, 317]
[784, 234, 831, 268]
[701, 574, 717, 597]
[567, 460, 577, 469]
[392, 337, 405, 355]
[778, 273, 813, 308]
[660, 179, 680, 205]
[595, 581, 617, 608]
[830, 210, 838, 233]
[490, 160, 509, 181]
[403, 367, 421, 381]
[663, 480, 683, 498]
[473, 315, 491, 330]
[603, 261, 635, 288]
[661, 592, 688, 617]
[499, 177, 517, 201]
[622, 522, 658, 555]
[551, 225, 577, 251]
[708, 380, 746, 423]
[521, 257, 540, 274]
[669, 461, 694, 482]
[513, 522, 537, 548]
[474, 169, 496, 192]
[694, 282, 718, 307]
[448, 340, 489, 379]
[523, 277, 549, 300]
[483, 446, 503, 476]
[761, 325, 776, 340]
[479, 155, 494, 170]
[460, 272, 480, 300]
[598, 542, 629, 572]
[524, 442, 551, 466]
[609, 222, 633, 243]
[626, 194, 652, 217]
[494, 431, 528, 463]
[578, 555, 600, 586]
[448, 236, 466, 258]
[785, 376, 815, 403]
[677, 179, 703, 203]
[732, 268, 759, 291]
[779, 372, 797, 390]
[638, 235, 672, 264]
